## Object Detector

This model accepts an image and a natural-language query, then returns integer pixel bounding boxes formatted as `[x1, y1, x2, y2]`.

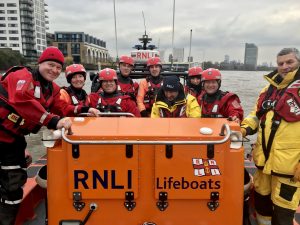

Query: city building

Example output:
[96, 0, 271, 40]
[0, 0, 48, 61]
[52, 31, 108, 65]
[224, 54, 230, 63]
[173, 48, 184, 62]
[244, 43, 258, 70]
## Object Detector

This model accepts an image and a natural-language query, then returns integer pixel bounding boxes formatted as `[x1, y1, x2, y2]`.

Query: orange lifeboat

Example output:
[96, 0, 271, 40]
[47, 117, 245, 225]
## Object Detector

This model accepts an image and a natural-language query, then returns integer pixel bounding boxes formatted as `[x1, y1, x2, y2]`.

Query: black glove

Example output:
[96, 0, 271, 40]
[140, 110, 149, 117]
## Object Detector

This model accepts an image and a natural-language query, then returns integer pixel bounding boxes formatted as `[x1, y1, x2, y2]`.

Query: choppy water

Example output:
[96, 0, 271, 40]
[26, 70, 270, 161]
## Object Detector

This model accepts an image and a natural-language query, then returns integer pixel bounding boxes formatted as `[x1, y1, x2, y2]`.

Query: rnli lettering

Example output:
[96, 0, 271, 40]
[74, 170, 132, 190]
[156, 177, 221, 190]
[136, 51, 156, 60]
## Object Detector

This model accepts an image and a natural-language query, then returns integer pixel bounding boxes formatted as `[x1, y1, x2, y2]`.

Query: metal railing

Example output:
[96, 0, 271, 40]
[61, 123, 231, 145]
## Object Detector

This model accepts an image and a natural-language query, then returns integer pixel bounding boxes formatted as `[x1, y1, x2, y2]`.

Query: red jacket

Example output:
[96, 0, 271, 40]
[0, 67, 86, 143]
[89, 92, 141, 117]
[198, 90, 244, 121]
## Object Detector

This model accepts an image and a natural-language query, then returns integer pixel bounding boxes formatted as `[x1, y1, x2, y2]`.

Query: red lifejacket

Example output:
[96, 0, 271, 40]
[117, 73, 137, 101]
[200, 91, 237, 118]
[256, 79, 300, 122]
[144, 77, 163, 111]
[96, 92, 127, 113]
[63, 86, 89, 107]
[0, 67, 55, 137]
[159, 104, 187, 118]
[184, 85, 201, 98]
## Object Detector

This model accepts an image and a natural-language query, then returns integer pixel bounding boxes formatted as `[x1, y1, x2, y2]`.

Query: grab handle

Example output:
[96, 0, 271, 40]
[61, 124, 231, 145]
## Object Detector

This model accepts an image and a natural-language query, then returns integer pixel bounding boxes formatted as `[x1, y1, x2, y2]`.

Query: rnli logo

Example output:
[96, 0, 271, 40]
[192, 158, 221, 177]
[8, 113, 19, 123]
[16, 80, 26, 90]
[286, 98, 300, 115]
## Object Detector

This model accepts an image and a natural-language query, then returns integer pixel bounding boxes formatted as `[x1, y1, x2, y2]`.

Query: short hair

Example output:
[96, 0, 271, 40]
[277, 48, 300, 61]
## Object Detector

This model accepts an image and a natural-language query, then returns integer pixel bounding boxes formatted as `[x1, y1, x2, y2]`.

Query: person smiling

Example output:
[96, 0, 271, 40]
[60, 64, 90, 107]
[89, 68, 140, 117]
[0, 46, 99, 225]
[198, 68, 243, 123]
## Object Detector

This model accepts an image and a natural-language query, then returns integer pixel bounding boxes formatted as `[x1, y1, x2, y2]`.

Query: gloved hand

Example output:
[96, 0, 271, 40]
[140, 110, 149, 117]
[88, 107, 100, 117]
[293, 162, 300, 182]
[241, 127, 247, 137]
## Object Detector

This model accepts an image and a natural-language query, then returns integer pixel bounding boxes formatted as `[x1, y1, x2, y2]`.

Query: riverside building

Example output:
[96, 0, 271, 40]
[0, 0, 49, 61]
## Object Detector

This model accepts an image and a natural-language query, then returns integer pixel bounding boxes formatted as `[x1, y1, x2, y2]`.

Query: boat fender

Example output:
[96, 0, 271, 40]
[36, 165, 47, 189]
[199, 127, 213, 135]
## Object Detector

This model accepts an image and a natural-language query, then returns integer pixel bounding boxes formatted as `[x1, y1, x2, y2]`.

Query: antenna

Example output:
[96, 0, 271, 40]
[113, 0, 119, 62]
[142, 11, 147, 35]
[171, 0, 175, 69]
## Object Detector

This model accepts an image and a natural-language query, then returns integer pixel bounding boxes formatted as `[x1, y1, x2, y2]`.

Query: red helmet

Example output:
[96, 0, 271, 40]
[119, 55, 134, 66]
[147, 57, 162, 67]
[201, 68, 222, 81]
[65, 64, 86, 82]
[99, 68, 117, 81]
[188, 66, 203, 77]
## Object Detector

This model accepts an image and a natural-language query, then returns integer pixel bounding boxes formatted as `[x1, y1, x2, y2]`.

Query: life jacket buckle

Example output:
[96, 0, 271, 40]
[271, 120, 281, 130]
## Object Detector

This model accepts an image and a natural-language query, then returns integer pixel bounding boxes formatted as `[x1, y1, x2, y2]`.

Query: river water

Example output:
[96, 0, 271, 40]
[26, 70, 270, 161]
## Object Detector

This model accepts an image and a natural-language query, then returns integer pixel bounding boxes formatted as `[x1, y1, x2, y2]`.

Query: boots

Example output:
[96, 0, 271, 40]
[0, 202, 19, 225]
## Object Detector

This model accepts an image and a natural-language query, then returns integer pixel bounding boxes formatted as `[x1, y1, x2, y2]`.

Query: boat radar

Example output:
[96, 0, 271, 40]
[131, 32, 160, 65]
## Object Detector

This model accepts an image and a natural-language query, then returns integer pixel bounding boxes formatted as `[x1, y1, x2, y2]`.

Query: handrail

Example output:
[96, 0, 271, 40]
[61, 124, 231, 145]
[78, 112, 135, 117]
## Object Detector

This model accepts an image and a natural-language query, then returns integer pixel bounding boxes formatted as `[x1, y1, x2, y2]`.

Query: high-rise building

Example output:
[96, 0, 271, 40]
[173, 48, 184, 62]
[244, 43, 258, 70]
[0, 0, 48, 61]
[224, 54, 230, 63]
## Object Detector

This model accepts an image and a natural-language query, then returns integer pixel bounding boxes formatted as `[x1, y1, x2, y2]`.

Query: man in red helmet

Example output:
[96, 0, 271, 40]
[198, 68, 243, 123]
[136, 57, 164, 117]
[117, 55, 138, 101]
[89, 68, 141, 117]
[184, 66, 203, 98]
[0, 47, 99, 224]
[60, 64, 90, 107]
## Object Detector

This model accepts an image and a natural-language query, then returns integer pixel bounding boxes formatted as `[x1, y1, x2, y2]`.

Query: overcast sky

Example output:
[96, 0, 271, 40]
[48, 0, 300, 65]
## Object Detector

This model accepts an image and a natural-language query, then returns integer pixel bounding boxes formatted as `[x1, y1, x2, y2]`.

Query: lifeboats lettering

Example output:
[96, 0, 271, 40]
[74, 170, 132, 190]
[156, 177, 221, 190]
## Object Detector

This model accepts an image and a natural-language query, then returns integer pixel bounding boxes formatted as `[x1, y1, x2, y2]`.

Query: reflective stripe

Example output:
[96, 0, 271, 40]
[0, 165, 26, 171]
[1, 165, 21, 170]
[256, 213, 271, 225]
[74, 105, 78, 114]
[2, 198, 22, 205]
[40, 112, 49, 124]
[116, 98, 122, 105]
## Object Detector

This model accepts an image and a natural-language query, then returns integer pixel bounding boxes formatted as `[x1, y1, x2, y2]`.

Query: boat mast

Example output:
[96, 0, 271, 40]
[188, 29, 192, 68]
[171, 0, 175, 70]
[113, 0, 119, 62]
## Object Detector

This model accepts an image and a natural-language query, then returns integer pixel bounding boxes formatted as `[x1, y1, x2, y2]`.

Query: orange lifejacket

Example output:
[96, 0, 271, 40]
[144, 76, 163, 111]
[62, 86, 89, 107]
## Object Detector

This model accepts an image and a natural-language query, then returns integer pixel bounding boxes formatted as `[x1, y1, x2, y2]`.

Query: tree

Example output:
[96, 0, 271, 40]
[0, 48, 27, 71]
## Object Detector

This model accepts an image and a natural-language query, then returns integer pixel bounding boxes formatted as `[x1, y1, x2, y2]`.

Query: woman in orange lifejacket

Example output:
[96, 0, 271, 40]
[60, 64, 90, 107]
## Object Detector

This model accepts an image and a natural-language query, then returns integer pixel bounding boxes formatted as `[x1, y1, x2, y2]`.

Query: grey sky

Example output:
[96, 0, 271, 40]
[48, 0, 300, 65]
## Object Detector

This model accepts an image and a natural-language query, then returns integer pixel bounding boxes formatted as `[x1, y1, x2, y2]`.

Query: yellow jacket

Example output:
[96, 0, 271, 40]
[241, 69, 300, 176]
[151, 93, 201, 118]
